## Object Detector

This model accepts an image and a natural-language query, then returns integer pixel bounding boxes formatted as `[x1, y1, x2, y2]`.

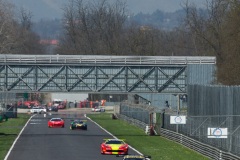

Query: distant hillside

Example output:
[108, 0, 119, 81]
[32, 8, 186, 40]
[8, 0, 203, 22]
[130, 9, 186, 30]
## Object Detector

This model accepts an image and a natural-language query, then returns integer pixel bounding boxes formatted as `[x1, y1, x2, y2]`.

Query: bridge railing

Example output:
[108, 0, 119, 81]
[0, 54, 216, 65]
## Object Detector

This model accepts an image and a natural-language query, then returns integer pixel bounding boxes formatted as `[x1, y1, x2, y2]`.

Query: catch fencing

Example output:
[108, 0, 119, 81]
[163, 112, 240, 159]
[118, 84, 240, 159]
[160, 127, 240, 160]
[118, 102, 240, 159]
[119, 101, 156, 126]
[0, 92, 17, 118]
[0, 92, 16, 110]
[185, 85, 240, 157]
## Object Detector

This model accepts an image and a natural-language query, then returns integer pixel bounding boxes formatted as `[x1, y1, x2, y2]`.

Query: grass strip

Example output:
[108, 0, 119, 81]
[0, 114, 31, 160]
[87, 113, 210, 160]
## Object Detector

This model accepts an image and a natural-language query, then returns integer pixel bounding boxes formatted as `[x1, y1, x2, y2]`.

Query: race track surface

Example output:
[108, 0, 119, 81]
[6, 112, 138, 160]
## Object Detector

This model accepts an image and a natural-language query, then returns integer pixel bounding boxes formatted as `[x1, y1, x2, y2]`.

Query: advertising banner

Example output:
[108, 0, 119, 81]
[208, 128, 228, 138]
[170, 116, 186, 124]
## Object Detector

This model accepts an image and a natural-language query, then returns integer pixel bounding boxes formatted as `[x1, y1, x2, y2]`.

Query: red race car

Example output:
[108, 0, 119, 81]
[48, 118, 64, 128]
[101, 139, 128, 155]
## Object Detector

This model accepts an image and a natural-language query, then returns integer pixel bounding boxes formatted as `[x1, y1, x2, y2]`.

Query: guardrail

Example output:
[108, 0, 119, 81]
[118, 113, 240, 160]
[0, 54, 216, 65]
[117, 114, 147, 130]
[160, 128, 240, 160]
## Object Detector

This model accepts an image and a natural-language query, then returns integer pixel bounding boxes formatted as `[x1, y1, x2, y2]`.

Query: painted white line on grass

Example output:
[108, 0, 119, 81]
[4, 114, 35, 160]
[86, 115, 144, 156]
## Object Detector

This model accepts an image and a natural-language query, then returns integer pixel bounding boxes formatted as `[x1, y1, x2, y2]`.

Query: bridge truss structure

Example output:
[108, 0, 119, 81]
[0, 55, 216, 93]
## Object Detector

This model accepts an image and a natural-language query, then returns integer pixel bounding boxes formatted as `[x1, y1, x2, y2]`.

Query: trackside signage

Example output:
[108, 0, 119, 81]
[208, 128, 228, 138]
[170, 116, 186, 124]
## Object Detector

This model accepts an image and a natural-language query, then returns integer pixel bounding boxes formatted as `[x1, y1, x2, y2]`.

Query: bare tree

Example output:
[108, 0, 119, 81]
[185, 0, 238, 84]
[15, 8, 44, 54]
[0, 1, 44, 54]
[184, 0, 232, 60]
[183, 0, 240, 84]
[0, 0, 18, 53]
[56, 0, 128, 55]
[217, 0, 240, 84]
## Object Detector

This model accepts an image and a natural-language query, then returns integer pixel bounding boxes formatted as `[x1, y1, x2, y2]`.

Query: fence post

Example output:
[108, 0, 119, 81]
[219, 150, 222, 160]
[145, 125, 150, 135]
[180, 134, 182, 144]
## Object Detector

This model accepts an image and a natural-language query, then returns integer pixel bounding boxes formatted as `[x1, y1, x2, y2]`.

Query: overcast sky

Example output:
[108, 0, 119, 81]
[9, 0, 205, 21]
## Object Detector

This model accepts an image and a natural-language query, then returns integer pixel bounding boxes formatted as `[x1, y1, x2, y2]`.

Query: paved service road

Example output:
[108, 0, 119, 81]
[6, 113, 138, 160]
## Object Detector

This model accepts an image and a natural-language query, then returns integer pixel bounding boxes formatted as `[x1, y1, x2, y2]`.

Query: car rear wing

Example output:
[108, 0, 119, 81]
[70, 119, 87, 122]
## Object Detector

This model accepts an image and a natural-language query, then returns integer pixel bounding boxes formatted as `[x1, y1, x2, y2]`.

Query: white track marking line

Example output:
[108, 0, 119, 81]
[4, 115, 35, 160]
[86, 115, 143, 156]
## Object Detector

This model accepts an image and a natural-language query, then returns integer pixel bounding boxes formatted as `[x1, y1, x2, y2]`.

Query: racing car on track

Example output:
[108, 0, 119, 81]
[30, 106, 47, 114]
[117, 155, 151, 160]
[70, 119, 87, 130]
[91, 107, 105, 112]
[101, 139, 128, 155]
[48, 118, 64, 128]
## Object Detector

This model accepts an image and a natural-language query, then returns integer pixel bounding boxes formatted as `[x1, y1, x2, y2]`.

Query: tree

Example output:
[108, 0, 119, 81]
[218, 0, 240, 84]
[13, 8, 45, 54]
[0, 0, 18, 54]
[56, 0, 128, 55]
[183, 0, 240, 85]
[0, 1, 44, 54]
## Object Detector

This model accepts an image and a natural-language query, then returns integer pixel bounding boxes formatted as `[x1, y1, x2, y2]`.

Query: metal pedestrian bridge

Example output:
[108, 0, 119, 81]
[0, 54, 216, 93]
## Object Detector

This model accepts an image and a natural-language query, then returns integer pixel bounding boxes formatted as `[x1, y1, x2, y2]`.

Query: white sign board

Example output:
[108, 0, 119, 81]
[170, 116, 186, 124]
[208, 128, 228, 138]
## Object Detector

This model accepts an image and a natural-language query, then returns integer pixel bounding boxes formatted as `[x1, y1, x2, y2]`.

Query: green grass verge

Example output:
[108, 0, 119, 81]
[0, 114, 31, 160]
[87, 113, 210, 160]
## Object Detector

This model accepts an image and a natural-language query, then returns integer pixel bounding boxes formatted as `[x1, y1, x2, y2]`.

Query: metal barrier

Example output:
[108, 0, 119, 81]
[118, 112, 240, 160]
[118, 102, 240, 159]
[160, 128, 240, 160]
[117, 114, 147, 130]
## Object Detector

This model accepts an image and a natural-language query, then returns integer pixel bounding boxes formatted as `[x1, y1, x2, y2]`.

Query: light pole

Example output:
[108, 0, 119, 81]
[177, 94, 180, 115]
[172, 94, 180, 114]
[109, 95, 112, 103]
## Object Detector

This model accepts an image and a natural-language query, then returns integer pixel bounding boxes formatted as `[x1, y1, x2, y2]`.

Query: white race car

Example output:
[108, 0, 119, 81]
[30, 106, 47, 114]
[91, 107, 105, 112]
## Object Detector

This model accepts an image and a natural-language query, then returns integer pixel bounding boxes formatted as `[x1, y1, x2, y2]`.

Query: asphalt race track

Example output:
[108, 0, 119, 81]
[5, 113, 139, 160]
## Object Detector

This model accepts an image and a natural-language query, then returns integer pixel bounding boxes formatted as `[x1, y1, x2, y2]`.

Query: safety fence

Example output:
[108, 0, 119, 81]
[186, 85, 240, 157]
[0, 92, 16, 109]
[118, 101, 240, 159]
[117, 114, 147, 130]
[163, 113, 240, 158]
[119, 102, 156, 125]
[160, 128, 240, 160]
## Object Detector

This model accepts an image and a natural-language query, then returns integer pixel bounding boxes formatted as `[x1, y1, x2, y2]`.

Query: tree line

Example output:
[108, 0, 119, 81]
[0, 0, 44, 54]
[0, 0, 239, 85]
